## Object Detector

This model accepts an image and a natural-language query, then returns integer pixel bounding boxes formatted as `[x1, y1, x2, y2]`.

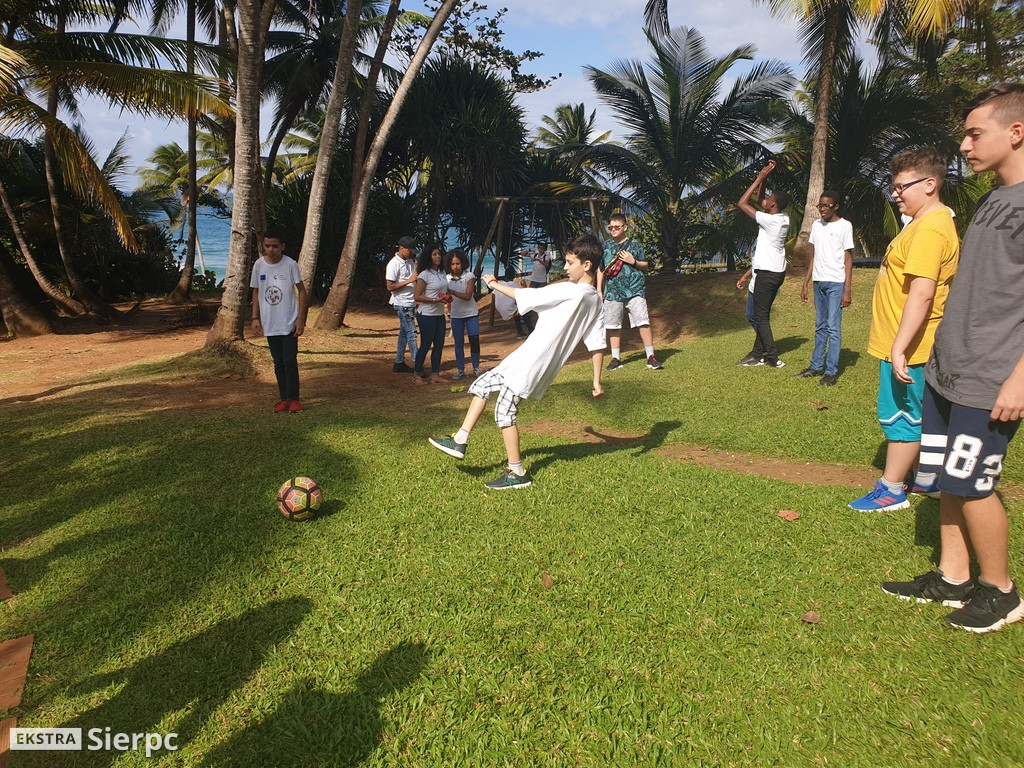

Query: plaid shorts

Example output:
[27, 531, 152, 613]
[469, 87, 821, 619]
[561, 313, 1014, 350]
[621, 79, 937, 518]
[469, 370, 522, 428]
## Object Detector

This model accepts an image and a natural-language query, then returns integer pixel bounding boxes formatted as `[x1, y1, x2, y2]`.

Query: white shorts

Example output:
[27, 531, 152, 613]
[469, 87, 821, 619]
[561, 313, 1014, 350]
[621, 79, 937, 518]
[603, 295, 650, 330]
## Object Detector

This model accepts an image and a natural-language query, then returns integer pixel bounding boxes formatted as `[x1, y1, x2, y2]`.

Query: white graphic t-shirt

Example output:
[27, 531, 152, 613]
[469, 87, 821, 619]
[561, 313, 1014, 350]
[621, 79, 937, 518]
[250, 256, 302, 336]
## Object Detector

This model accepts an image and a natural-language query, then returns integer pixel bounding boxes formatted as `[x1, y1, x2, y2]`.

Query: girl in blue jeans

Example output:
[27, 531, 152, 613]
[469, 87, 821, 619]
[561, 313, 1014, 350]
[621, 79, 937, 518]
[446, 249, 481, 378]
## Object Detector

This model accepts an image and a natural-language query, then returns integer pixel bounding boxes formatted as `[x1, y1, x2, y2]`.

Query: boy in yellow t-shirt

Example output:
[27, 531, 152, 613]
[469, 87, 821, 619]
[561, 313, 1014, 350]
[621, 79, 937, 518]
[849, 147, 960, 511]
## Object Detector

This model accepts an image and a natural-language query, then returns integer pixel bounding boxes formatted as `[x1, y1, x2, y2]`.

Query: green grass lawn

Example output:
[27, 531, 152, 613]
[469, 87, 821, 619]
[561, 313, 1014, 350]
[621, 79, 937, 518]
[1, 269, 1022, 767]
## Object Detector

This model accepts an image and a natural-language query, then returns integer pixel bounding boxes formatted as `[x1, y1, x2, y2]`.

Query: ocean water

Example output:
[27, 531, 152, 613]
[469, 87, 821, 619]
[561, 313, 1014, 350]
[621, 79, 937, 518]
[183, 207, 539, 282]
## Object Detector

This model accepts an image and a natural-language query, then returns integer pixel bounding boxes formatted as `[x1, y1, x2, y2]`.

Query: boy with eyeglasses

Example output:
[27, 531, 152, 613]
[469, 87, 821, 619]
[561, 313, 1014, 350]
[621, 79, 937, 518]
[848, 147, 960, 512]
[882, 83, 1024, 632]
[796, 191, 854, 386]
[598, 213, 663, 370]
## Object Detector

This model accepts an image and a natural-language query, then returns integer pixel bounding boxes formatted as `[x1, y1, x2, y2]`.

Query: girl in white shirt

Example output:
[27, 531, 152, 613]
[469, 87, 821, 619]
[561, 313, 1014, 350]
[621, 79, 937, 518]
[413, 245, 450, 383]
[446, 249, 481, 379]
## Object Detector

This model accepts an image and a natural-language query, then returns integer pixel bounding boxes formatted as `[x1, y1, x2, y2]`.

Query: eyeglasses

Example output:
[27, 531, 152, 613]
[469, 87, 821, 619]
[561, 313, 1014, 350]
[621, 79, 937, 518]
[889, 178, 929, 196]
[817, 203, 838, 209]
[607, 225, 625, 231]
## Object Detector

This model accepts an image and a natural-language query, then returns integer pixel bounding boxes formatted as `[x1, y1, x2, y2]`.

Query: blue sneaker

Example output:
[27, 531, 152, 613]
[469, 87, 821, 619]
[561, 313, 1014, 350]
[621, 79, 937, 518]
[848, 481, 910, 511]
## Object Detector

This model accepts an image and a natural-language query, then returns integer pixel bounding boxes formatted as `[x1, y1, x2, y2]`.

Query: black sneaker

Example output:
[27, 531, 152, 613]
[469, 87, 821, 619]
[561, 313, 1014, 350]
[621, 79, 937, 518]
[607, 357, 623, 371]
[393, 362, 414, 373]
[484, 468, 532, 490]
[819, 373, 838, 386]
[795, 367, 823, 378]
[646, 355, 664, 370]
[944, 580, 1024, 633]
[428, 435, 467, 459]
[881, 570, 975, 608]
[736, 354, 763, 367]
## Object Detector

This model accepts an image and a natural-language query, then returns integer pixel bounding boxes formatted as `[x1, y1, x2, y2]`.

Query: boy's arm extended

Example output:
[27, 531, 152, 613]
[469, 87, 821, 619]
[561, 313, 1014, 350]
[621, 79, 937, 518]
[736, 267, 753, 291]
[737, 160, 775, 220]
[483, 273, 515, 300]
[891, 275, 936, 383]
[591, 349, 604, 398]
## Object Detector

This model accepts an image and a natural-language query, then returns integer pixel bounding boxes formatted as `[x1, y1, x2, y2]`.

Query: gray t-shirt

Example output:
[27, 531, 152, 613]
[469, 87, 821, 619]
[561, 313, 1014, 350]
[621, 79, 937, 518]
[926, 182, 1024, 409]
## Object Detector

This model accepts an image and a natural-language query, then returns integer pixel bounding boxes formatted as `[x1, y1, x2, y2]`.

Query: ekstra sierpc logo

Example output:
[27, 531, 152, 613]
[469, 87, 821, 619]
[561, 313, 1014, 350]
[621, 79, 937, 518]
[11, 727, 179, 757]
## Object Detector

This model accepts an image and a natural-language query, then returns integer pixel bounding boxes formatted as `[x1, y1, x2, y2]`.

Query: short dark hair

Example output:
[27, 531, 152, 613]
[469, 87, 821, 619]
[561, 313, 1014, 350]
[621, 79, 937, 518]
[398, 235, 416, 249]
[263, 229, 285, 244]
[564, 234, 601, 276]
[608, 213, 627, 226]
[821, 190, 842, 205]
[772, 190, 790, 210]
[962, 82, 1024, 123]
[891, 147, 947, 190]
[445, 248, 468, 272]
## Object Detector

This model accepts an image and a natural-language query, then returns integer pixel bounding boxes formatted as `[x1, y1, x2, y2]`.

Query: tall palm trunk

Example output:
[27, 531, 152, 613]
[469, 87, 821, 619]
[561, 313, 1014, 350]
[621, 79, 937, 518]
[206, 0, 276, 345]
[316, 0, 458, 330]
[294, 0, 364, 290]
[793, 2, 840, 269]
[0, 175, 85, 316]
[168, 0, 200, 304]
[0, 253, 54, 337]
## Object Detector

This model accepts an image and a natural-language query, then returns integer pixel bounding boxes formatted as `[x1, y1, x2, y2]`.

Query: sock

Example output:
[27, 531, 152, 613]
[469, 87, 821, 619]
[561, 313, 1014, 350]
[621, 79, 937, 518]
[611, 347, 620, 359]
[914, 472, 937, 488]
[508, 462, 524, 476]
[937, 568, 969, 586]
[455, 429, 470, 444]
[645, 345, 655, 358]
[881, 477, 904, 495]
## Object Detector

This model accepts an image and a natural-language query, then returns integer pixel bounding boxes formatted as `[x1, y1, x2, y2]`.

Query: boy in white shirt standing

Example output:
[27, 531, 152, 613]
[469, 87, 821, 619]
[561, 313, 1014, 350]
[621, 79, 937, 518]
[429, 234, 605, 489]
[797, 190, 855, 386]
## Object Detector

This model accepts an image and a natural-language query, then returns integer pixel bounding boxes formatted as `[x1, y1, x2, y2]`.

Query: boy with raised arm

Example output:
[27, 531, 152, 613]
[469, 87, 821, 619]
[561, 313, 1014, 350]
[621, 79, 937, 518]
[428, 234, 605, 490]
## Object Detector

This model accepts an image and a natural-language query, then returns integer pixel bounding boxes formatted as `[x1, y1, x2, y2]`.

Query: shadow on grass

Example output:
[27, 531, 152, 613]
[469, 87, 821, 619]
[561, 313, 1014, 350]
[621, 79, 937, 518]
[455, 420, 683, 480]
[206, 640, 430, 766]
[914, 498, 942, 563]
[57, 597, 312, 766]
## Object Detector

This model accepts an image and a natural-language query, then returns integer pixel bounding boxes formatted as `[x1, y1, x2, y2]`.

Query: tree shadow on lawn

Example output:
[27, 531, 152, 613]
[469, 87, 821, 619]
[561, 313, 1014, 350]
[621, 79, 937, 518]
[454, 420, 684, 480]
[54, 598, 312, 767]
[206, 640, 430, 767]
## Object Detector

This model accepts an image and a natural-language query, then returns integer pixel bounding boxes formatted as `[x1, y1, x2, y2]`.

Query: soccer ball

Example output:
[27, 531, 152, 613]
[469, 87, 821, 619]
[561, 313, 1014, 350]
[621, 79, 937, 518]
[276, 477, 323, 522]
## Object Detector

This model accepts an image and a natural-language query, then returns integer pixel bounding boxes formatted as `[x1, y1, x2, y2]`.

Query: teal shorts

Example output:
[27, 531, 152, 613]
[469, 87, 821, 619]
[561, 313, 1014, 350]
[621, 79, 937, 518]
[877, 359, 925, 441]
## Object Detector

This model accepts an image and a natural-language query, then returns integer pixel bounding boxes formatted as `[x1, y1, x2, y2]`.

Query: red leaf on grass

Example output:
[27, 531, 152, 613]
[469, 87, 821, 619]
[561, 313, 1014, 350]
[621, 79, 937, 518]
[801, 611, 820, 624]
[809, 400, 828, 411]
[777, 510, 800, 522]
[219, 373, 232, 379]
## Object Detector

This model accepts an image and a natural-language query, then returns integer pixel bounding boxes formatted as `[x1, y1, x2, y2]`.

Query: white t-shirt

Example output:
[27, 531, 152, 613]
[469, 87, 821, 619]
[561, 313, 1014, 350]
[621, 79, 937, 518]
[385, 253, 416, 307]
[495, 282, 605, 400]
[448, 273, 478, 319]
[493, 281, 518, 320]
[753, 211, 789, 272]
[416, 269, 448, 316]
[809, 217, 854, 283]
[250, 256, 302, 337]
[529, 251, 551, 284]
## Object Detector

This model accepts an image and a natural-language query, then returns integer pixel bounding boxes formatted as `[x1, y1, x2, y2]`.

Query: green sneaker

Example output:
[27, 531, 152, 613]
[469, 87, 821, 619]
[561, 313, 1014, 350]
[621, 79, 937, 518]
[428, 435, 467, 459]
[484, 468, 532, 490]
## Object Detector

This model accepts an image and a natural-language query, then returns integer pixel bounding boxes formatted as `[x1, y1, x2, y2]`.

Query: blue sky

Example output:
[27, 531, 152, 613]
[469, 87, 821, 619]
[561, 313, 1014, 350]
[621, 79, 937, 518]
[79, 0, 806, 182]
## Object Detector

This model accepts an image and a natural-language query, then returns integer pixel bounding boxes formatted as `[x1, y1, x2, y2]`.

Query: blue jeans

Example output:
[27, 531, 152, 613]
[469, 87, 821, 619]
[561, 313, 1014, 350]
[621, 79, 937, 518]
[414, 313, 446, 375]
[395, 306, 418, 364]
[450, 315, 481, 373]
[810, 281, 843, 376]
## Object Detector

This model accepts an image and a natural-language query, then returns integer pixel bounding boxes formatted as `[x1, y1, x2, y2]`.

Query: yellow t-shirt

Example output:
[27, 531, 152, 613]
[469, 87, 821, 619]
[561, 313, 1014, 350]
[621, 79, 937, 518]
[868, 208, 960, 365]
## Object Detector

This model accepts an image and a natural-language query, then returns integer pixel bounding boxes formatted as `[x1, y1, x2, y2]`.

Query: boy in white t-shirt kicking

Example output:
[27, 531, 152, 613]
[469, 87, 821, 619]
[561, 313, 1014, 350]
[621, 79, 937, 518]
[428, 234, 606, 489]
[250, 230, 308, 413]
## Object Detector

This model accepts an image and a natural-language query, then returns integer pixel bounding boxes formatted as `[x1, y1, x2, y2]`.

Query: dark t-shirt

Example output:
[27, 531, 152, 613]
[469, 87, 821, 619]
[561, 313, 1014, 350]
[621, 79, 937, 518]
[926, 182, 1024, 409]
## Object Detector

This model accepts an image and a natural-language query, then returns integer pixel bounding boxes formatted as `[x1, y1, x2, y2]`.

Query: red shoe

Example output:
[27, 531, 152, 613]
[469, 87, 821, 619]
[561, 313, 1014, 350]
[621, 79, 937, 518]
[274, 400, 289, 413]
[288, 400, 303, 413]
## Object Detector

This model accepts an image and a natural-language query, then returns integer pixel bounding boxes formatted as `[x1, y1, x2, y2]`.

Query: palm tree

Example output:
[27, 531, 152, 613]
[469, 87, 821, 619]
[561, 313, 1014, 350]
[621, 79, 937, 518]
[533, 103, 612, 189]
[584, 25, 793, 272]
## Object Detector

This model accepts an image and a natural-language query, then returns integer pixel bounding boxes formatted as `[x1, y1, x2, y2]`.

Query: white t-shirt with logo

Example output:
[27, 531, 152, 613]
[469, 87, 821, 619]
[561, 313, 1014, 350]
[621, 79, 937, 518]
[250, 256, 302, 337]
[385, 253, 416, 307]
[448, 273, 478, 319]
[417, 269, 448, 317]
[809, 217, 854, 283]
[529, 252, 550, 284]
[753, 211, 789, 272]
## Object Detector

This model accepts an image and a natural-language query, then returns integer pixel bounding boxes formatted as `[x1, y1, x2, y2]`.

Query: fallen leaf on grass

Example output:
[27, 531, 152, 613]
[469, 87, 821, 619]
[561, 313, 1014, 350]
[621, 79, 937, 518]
[617, 561, 625, 568]
[230, 374, 242, 380]
[219, 373, 232, 379]
[777, 510, 800, 522]
[541, 572, 554, 589]
[809, 400, 829, 411]
[697, 444, 710, 452]
[801, 611, 820, 624]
